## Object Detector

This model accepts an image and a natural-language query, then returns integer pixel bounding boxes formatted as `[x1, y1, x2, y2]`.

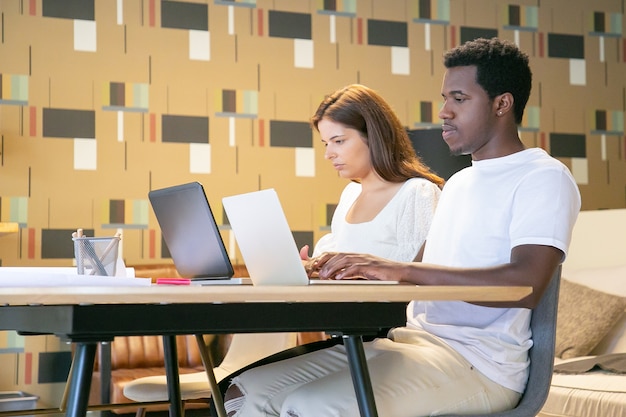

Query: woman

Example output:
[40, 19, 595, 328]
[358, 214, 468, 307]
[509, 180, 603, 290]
[301, 83, 444, 268]
[224, 84, 444, 417]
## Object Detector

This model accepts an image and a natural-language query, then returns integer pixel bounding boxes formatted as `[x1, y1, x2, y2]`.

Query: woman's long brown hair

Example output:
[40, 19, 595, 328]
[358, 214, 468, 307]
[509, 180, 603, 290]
[312, 84, 444, 187]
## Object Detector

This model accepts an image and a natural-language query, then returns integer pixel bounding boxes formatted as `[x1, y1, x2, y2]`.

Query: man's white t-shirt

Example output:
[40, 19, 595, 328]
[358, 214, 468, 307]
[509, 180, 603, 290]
[407, 148, 581, 393]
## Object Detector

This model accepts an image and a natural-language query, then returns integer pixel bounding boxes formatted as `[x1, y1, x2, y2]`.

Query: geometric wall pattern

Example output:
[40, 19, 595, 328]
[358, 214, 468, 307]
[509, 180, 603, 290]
[1, 0, 625, 267]
[2, 0, 626, 405]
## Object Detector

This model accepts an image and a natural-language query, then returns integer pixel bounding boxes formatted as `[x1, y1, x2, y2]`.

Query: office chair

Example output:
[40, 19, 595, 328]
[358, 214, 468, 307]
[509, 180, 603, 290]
[208, 267, 561, 417]
[443, 266, 561, 417]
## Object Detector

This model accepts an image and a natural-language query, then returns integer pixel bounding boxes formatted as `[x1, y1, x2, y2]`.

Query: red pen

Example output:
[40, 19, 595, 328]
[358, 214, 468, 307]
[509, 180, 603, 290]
[156, 278, 191, 285]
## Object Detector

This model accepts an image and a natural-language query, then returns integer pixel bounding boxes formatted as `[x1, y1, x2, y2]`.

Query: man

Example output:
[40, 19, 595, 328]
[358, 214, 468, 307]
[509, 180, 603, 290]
[223, 37, 581, 417]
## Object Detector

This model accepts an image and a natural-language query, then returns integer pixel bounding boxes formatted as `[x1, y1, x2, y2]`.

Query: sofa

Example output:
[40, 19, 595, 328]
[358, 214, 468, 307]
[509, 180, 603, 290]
[538, 209, 626, 417]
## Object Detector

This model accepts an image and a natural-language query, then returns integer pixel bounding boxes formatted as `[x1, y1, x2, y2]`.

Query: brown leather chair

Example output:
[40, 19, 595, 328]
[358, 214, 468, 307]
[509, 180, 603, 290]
[89, 334, 227, 414]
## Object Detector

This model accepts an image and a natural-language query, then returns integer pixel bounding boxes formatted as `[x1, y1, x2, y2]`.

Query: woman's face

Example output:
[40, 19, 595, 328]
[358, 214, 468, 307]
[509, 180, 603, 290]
[318, 118, 372, 181]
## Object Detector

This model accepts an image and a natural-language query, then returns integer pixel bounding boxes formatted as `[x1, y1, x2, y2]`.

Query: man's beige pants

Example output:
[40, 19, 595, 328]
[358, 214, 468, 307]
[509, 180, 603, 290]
[226, 327, 521, 417]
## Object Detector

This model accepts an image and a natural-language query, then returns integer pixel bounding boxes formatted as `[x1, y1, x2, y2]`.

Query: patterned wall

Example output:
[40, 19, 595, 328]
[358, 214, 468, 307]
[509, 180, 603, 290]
[1, 0, 626, 269]
[0, 0, 625, 405]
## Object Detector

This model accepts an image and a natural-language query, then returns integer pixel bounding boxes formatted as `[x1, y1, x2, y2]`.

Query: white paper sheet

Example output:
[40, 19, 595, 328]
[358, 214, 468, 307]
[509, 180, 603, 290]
[0, 267, 150, 287]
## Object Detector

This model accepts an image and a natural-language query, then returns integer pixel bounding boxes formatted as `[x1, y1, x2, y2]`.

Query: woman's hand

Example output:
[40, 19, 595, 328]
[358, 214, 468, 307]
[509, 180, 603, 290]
[300, 245, 319, 278]
[299, 245, 310, 261]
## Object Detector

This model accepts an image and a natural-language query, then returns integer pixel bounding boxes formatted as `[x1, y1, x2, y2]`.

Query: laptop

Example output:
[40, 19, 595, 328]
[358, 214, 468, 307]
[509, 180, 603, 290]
[222, 188, 399, 286]
[148, 182, 250, 284]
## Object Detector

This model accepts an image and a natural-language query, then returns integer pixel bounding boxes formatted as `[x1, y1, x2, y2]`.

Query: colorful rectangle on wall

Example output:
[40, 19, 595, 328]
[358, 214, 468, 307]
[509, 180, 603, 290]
[590, 12, 622, 36]
[43, 108, 96, 139]
[590, 110, 624, 135]
[102, 82, 149, 112]
[503, 4, 538, 31]
[161, 0, 208, 31]
[413, 101, 439, 126]
[0, 74, 29, 105]
[550, 133, 586, 158]
[292, 231, 314, 256]
[413, 0, 450, 24]
[1, 196, 28, 227]
[101, 199, 149, 228]
[162, 115, 209, 144]
[215, 0, 257, 7]
[460, 27, 498, 44]
[317, 0, 357, 16]
[215, 89, 258, 118]
[409, 128, 472, 180]
[269, 120, 312, 148]
[520, 106, 540, 131]
[268, 11, 312, 39]
[110, 199, 124, 224]
[161, 235, 172, 259]
[368, 20, 408, 47]
[0, 331, 25, 354]
[42, 0, 94, 20]
[548, 34, 585, 59]
[325, 203, 337, 227]
[41, 228, 94, 259]
[38, 351, 72, 384]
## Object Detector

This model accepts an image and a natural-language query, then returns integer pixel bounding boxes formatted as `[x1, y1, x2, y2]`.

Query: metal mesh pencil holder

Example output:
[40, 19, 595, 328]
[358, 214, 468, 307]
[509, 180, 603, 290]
[73, 235, 121, 276]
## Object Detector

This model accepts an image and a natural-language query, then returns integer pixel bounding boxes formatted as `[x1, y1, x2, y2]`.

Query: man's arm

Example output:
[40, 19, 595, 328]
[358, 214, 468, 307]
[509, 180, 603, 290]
[314, 244, 563, 309]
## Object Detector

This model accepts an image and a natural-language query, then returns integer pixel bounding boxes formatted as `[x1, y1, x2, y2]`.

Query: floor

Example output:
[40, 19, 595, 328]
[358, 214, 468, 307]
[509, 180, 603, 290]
[29, 409, 213, 417]
[101, 409, 212, 417]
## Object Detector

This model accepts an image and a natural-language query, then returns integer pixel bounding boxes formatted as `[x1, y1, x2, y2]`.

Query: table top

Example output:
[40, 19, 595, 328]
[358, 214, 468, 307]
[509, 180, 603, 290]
[0, 284, 533, 341]
[0, 283, 532, 306]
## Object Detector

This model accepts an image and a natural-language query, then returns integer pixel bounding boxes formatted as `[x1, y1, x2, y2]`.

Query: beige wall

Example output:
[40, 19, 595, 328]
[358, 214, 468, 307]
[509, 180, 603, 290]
[1, 0, 625, 271]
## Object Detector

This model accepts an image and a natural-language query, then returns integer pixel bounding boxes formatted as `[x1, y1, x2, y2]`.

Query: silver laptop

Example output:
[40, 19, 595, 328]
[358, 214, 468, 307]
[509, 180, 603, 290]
[222, 189, 399, 285]
[148, 182, 249, 284]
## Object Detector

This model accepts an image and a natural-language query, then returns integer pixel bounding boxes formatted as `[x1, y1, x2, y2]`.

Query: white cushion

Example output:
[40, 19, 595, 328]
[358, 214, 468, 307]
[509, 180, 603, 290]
[124, 332, 298, 402]
[124, 371, 220, 401]
[543, 357, 626, 417]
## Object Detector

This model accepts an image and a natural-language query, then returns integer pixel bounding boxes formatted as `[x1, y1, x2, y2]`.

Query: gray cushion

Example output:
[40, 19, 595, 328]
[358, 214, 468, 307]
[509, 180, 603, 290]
[555, 279, 626, 359]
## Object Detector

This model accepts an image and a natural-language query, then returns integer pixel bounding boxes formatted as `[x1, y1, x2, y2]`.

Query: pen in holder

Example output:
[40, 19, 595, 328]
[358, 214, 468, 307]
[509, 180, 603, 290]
[72, 229, 121, 276]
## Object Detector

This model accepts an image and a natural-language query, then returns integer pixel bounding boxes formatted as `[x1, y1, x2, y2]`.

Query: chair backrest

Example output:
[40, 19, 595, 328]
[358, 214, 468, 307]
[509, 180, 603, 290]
[105, 335, 204, 369]
[444, 265, 561, 417]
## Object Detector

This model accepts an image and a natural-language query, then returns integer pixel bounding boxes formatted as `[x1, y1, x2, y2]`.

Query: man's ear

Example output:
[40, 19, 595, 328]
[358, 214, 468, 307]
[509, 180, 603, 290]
[494, 92, 514, 117]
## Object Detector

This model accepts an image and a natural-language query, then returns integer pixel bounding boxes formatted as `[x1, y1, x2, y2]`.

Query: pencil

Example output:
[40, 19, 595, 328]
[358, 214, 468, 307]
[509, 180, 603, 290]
[74, 229, 108, 276]
[89, 232, 122, 275]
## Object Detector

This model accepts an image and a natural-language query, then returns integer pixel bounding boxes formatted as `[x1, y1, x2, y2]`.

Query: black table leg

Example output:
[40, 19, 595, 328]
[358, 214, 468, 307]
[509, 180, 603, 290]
[163, 335, 183, 417]
[65, 342, 97, 417]
[342, 335, 378, 417]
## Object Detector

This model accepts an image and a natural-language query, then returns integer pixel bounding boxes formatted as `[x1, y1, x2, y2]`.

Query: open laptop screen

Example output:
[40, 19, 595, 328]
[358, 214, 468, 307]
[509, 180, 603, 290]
[148, 182, 234, 279]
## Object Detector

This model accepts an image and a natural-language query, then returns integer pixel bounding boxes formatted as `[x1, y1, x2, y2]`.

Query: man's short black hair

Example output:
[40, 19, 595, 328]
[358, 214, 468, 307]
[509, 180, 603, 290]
[444, 37, 532, 124]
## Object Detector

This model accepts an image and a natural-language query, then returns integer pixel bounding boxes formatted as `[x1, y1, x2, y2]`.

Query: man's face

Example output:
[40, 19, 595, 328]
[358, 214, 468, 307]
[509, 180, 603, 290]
[438, 65, 498, 160]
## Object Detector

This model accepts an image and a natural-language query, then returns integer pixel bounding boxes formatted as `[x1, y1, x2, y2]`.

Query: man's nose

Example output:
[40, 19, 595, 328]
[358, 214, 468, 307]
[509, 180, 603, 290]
[438, 101, 450, 120]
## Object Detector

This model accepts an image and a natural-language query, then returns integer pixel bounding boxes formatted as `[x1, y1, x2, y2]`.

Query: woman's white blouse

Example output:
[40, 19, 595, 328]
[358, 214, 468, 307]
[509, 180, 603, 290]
[312, 178, 440, 262]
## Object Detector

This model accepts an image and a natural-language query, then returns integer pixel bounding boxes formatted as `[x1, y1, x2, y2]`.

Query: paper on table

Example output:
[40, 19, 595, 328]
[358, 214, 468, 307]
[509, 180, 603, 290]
[0, 268, 150, 287]
[0, 267, 136, 277]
